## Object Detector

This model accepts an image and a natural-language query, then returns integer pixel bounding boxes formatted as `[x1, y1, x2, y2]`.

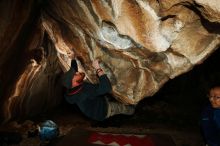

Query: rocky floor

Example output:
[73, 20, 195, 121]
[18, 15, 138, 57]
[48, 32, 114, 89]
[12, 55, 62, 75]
[0, 98, 205, 146]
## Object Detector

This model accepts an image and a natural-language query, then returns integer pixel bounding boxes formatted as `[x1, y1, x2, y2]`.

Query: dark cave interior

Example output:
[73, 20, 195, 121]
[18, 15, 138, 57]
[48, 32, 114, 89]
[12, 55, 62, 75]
[1, 1, 220, 145]
[135, 46, 220, 129]
[0, 0, 219, 129]
[0, 35, 219, 146]
[1, 48, 219, 146]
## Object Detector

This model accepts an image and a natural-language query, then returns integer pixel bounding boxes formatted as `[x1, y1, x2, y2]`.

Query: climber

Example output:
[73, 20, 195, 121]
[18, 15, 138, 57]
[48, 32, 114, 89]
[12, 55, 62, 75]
[62, 51, 135, 121]
[200, 84, 220, 146]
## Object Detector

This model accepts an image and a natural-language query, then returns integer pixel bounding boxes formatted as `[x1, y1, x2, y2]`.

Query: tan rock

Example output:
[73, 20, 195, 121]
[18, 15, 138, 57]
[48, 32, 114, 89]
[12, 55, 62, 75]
[195, 0, 220, 22]
[0, 0, 220, 120]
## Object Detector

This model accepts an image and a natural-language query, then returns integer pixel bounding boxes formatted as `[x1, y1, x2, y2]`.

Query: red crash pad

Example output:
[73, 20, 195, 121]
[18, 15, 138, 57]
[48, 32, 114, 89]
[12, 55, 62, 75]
[52, 128, 176, 146]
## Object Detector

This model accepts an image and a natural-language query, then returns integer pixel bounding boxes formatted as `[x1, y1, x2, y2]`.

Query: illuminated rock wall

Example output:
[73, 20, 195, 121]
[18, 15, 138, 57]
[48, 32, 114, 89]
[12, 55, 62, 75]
[0, 0, 220, 121]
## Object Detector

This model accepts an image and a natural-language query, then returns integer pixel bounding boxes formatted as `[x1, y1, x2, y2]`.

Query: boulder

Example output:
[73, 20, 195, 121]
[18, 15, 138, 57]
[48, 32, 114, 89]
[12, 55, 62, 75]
[0, 0, 220, 120]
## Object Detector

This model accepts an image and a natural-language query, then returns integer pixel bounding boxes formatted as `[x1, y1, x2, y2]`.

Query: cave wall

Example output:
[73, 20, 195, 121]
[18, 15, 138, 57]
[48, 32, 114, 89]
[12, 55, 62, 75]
[41, 0, 220, 104]
[0, 0, 220, 121]
[0, 0, 63, 121]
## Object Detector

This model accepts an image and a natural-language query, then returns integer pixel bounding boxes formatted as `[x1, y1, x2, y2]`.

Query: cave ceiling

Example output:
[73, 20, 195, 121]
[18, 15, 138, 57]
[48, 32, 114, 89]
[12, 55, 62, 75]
[0, 0, 220, 121]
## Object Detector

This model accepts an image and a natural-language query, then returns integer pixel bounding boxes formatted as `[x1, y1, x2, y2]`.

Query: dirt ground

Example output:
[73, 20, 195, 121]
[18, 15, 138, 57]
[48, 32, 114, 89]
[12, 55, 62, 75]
[0, 98, 205, 146]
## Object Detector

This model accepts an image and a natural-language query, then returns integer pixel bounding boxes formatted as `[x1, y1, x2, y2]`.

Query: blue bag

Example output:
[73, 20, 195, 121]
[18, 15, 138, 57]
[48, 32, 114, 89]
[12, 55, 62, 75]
[39, 120, 59, 141]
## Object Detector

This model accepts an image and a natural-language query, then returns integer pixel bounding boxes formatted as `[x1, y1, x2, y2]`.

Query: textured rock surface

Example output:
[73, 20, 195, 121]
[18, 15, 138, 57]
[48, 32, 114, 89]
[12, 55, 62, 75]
[0, 0, 220, 121]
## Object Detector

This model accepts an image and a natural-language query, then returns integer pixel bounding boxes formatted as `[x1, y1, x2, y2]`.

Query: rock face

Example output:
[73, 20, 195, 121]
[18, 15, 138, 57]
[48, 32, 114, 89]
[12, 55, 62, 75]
[0, 0, 220, 121]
